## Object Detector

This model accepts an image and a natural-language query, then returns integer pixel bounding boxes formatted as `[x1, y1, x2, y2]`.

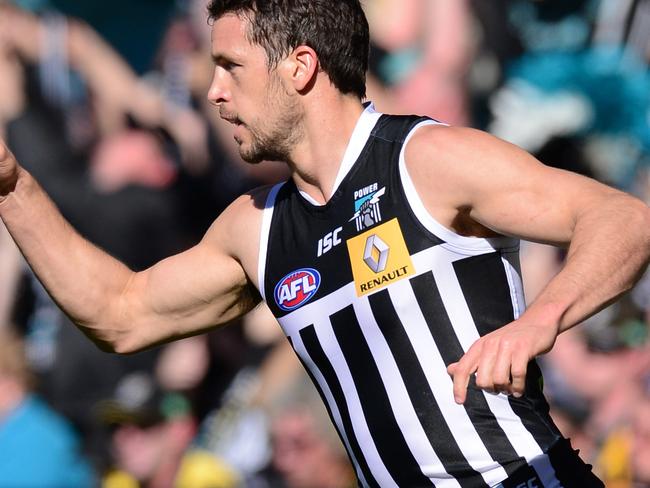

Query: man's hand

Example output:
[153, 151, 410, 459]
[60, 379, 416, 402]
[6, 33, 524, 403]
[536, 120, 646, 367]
[447, 319, 559, 404]
[0, 140, 19, 201]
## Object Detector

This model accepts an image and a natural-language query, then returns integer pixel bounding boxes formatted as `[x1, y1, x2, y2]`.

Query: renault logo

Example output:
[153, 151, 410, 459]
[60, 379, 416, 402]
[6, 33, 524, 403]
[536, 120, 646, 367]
[363, 234, 389, 273]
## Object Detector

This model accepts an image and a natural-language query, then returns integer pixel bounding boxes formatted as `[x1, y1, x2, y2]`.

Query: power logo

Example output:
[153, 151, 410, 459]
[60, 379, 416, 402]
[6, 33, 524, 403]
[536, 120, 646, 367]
[347, 218, 415, 296]
[274, 268, 321, 312]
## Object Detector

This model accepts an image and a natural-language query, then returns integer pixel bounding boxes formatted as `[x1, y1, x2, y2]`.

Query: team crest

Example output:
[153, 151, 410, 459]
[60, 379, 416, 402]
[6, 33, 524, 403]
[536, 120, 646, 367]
[350, 183, 386, 231]
[274, 268, 321, 311]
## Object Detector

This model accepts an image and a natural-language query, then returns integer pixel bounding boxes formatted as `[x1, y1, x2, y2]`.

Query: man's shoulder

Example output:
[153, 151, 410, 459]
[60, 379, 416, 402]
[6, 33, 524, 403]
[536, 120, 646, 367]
[223, 182, 283, 216]
[204, 182, 284, 258]
[406, 123, 486, 146]
[404, 124, 512, 171]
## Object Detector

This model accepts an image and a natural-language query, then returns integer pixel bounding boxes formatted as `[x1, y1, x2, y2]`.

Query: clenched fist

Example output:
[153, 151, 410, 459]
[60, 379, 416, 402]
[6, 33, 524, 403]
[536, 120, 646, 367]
[447, 318, 559, 404]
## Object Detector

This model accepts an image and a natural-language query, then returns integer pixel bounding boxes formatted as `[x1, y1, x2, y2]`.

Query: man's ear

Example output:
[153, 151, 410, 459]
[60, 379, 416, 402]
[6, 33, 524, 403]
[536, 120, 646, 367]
[282, 45, 319, 92]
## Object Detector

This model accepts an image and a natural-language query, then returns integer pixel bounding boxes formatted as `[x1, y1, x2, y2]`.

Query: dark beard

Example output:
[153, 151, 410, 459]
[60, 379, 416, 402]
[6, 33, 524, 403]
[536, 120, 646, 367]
[239, 78, 304, 164]
[239, 126, 293, 164]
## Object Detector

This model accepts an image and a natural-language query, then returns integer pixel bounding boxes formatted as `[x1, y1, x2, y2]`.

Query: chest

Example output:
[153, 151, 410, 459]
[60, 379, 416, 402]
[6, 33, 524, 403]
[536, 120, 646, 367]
[263, 152, 442, 320]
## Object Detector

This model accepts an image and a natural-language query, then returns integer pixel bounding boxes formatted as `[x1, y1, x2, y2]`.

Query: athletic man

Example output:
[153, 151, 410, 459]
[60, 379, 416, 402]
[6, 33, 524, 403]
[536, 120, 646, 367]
[1, 1, 648, 486]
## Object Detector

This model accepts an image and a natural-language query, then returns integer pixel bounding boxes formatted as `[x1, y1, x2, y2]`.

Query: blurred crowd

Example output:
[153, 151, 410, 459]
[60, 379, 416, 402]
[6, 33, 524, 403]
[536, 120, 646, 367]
[0, 0, 648, 487]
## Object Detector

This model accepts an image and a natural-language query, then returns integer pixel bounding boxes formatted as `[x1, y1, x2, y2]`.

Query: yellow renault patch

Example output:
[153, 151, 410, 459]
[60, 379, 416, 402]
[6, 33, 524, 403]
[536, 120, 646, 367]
[347, 218, 415, 296]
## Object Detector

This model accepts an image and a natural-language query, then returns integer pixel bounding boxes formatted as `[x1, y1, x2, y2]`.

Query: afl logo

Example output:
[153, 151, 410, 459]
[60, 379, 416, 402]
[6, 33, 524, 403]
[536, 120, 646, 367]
[274, 268, 321, 312]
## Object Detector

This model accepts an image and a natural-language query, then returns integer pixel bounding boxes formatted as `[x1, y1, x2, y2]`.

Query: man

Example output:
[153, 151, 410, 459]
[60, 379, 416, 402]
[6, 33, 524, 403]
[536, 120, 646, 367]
[0, 328, 95, 487]
[269, 375, 357, 488]
[0, 0, 648, 486]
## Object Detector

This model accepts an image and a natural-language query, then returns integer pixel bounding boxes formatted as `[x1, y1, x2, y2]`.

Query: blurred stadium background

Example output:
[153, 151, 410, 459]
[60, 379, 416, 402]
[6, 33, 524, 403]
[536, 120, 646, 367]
[0, 0, 648, 486]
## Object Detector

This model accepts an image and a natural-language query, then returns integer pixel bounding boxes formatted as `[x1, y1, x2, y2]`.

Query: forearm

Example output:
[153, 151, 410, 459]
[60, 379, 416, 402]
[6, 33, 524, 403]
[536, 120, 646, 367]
[0, 223, 22, 325]
[523, 193, 650, 336]
[0, 168, 135, 348]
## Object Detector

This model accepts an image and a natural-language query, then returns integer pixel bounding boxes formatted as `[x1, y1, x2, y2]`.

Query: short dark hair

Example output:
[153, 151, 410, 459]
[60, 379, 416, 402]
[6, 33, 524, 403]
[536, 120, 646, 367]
[207, 0, 369, 99]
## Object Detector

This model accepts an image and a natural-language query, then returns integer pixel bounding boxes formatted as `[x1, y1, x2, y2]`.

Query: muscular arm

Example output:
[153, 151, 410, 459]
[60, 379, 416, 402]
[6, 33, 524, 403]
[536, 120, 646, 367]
[0, 143, 262, 353]
[0, 222, 22, 326]
[405, 126, 650, 403]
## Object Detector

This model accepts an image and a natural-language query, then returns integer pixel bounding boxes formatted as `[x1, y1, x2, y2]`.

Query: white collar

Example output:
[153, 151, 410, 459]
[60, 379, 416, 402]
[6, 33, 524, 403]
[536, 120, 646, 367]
[299, 102, 383, 206]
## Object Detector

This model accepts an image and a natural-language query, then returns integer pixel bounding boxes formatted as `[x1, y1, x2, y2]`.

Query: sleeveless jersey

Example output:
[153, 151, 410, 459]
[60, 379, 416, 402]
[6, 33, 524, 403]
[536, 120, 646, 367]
[258, 105, 578, 488]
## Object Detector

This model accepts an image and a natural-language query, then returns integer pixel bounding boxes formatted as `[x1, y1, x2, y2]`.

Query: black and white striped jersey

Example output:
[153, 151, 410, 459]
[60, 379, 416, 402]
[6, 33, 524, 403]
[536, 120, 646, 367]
[258, 104, 578, 487]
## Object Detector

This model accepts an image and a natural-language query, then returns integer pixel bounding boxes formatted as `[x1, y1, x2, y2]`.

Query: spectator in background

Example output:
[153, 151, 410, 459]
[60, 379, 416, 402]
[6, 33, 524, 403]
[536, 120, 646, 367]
[0, 4, 198, 472]
[176, 318, 305, 487]
[267, 375, 356, 488]
[480, 0, 650, 190]
[0, 327, 96, 487]
[467, 2, 650, 484]
[0, 2, 647, 487]
[363, 0, 473, 126]
[101, 371, 197, 488]
[0, 3, 291, 480]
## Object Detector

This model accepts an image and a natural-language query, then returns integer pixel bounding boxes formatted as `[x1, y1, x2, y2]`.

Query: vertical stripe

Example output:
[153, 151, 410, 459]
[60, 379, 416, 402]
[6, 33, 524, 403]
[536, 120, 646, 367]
[453, 254, 560, 451]
[452, 253, 515, 337]
[258, 182, 284, 301]
[331, 104, 382, 195]
[428, 253, 484, 351]
[298, 326, 383, 487]
[367, 290, 487, 488]
[500, 252, 525, 320]
[287, 334, 372, 488]
[385, 279, 508, 487]
[352, 298, 463, 488]
[307, 319, 400, 487]
[331, 306, 435, 487]
[409, 273, 527, 478]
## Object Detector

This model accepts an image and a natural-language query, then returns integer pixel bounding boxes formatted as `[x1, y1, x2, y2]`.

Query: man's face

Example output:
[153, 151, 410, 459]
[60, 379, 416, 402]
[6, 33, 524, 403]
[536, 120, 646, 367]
[208, 13, 304, 164]
[272, 410, 340, 488]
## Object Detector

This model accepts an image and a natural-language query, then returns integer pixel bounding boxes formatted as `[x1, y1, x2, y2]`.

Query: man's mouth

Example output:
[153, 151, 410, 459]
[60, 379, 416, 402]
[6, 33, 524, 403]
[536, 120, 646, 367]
[220, 112, 242, 126]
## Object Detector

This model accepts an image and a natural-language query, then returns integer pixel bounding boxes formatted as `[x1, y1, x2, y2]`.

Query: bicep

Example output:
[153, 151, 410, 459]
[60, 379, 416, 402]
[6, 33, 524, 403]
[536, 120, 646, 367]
[468, 137, 620, 245]
[143, 242, 255, 324]
[408, 127, 619, 246]
[118, 217, 260, 351]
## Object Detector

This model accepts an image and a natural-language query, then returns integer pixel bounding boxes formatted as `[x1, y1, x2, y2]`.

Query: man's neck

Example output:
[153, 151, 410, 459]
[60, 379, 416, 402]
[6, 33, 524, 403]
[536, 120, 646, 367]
[288, 93, 365, 205]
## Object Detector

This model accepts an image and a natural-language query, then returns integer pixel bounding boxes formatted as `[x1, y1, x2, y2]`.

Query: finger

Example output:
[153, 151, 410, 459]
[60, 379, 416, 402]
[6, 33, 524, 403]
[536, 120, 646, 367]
[475, 338, 499, 393]
[447, 362, 458, 377]
[450, 348, 480, 405]
[509, 348, 529, 398]
[491, 340, 514, 393]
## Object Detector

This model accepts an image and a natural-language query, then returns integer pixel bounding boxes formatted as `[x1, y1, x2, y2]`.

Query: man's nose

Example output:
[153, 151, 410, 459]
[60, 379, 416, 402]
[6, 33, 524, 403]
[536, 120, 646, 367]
[207, 70, 230, 106]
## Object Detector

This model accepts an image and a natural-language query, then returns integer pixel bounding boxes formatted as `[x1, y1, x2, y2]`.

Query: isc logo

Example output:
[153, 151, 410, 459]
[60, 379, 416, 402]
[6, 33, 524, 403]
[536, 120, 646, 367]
[274, 268, 321, 311]
[317, 226, 342, 257]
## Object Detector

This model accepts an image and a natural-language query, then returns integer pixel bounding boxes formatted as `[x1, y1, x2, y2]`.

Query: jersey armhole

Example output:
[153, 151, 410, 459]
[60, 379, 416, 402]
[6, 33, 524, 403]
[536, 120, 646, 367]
[257, 182, 284, 302]
[398, 121, 519, 255]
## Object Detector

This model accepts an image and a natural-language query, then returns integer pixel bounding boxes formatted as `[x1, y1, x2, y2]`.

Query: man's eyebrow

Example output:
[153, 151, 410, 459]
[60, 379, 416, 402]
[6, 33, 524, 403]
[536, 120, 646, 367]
[211, 53, 239, 66]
